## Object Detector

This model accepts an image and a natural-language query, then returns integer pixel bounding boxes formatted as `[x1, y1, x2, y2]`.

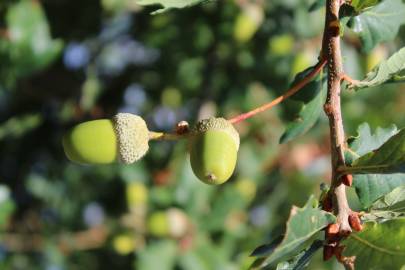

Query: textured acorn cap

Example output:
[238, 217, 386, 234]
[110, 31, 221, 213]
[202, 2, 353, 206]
[113, 113, 149, 164]
[193, 117, 239, 150]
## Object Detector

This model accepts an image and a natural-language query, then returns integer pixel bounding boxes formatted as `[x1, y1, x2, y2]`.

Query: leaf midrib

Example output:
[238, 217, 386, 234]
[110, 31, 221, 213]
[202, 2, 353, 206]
[350, 233, 405, 256]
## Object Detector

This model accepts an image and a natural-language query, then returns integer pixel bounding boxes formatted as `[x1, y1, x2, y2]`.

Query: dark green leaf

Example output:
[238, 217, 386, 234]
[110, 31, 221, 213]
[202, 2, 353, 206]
[251, 196, 335, 268]
[353, 174, 405, 209]
[343, 219, 405, 269]
[279, 76, 326, 143]
[345, 123, 405, 208]
[347, 0, 405, 52]
[251, 236, 283, 257]
[275, 240, 323, 270]
[290, 66, 326, 103]
[349, 47, 405, 90]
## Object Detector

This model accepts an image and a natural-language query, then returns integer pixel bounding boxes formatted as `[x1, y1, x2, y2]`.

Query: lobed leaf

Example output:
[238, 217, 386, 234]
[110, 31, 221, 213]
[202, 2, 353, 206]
[350, 128, 405, 174]
[343, 219, 405, 269]
[250, 196, 335, 268]
[347, 0, 405, 52]
[349, 47, 405, 90]
[345, 123, 405, 208]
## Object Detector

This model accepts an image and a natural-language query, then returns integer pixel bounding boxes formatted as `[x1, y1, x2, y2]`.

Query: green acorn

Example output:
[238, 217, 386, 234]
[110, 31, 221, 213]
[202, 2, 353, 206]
[63, 113, 149, 165]
[189, 117, 239, 185]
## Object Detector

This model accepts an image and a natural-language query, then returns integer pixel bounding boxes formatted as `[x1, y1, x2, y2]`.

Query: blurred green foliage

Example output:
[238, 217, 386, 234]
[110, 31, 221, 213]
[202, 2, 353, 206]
[0, 0, 404, 269]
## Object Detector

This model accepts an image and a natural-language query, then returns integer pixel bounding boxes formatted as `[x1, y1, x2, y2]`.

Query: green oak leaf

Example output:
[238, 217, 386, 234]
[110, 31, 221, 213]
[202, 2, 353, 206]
[349, 47, 405, 90]
[279, 67, 327, 144]
[343, 219, 405, 270]
[275, 240, 323, 270]
[362, 186, 405, 222]
[137, 0, 210, 14]
[350, 128, 405, 174]
[250, 196, 335, 269]
[371, 185, 405, 211]
[345, 123, 405, 208]
[347, 0, 405, 52]
[347, 123, 398, 160]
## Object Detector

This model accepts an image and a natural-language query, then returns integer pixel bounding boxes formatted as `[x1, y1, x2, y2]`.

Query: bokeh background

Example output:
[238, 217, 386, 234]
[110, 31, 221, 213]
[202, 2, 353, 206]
[0, 0, 404, 269]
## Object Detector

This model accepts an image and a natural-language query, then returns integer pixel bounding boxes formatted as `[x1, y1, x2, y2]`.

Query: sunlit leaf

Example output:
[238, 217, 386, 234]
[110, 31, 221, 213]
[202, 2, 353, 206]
[349, 128, 405, 174]
[343, 219, 405, 269]
[349, 47, 405, 90]
[347, 0, 405, 52]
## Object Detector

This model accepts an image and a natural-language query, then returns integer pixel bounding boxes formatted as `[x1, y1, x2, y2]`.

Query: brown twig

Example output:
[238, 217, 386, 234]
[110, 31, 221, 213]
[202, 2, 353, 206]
[323, 0, 352, 235]
[2, 226, 109, 253]
[322, 0, 359, 268]
[228, 59, 327, 124]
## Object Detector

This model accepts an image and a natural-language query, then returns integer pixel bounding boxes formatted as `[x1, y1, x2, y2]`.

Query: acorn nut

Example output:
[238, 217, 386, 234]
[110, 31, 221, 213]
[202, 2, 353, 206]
[62, 113, 149, 165]
[189, 117, 239, 185]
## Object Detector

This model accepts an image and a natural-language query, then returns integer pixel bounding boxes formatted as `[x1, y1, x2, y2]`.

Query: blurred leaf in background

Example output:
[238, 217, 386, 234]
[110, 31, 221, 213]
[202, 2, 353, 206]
[0, 0, 404, 269]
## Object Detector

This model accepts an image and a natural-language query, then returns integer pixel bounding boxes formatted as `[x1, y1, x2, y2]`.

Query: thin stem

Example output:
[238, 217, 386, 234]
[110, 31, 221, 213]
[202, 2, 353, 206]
[228, 59, 327, 124]
[149, 131, 191, 141]
[342, 74, 360, 86]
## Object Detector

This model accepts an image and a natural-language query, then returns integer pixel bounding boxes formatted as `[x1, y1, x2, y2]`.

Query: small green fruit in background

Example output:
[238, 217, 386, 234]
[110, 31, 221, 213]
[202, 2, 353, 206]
[147, 208, 189, 238]
[112, 233, 136, 255]
[147, 211, 169, 237]
[126, 182, 148, 210]
[189, 117, 239, 185]
[63, 113, 149, 165]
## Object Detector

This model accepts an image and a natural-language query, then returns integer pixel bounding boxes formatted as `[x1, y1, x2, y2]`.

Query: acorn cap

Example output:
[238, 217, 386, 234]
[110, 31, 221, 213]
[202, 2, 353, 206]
[113, 113, 149, 164]
[193, 117, 239, 150]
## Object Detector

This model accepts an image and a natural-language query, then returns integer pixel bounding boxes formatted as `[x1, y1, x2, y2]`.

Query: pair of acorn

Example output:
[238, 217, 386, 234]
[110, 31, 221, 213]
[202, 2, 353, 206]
[63, 113, 239, 185]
